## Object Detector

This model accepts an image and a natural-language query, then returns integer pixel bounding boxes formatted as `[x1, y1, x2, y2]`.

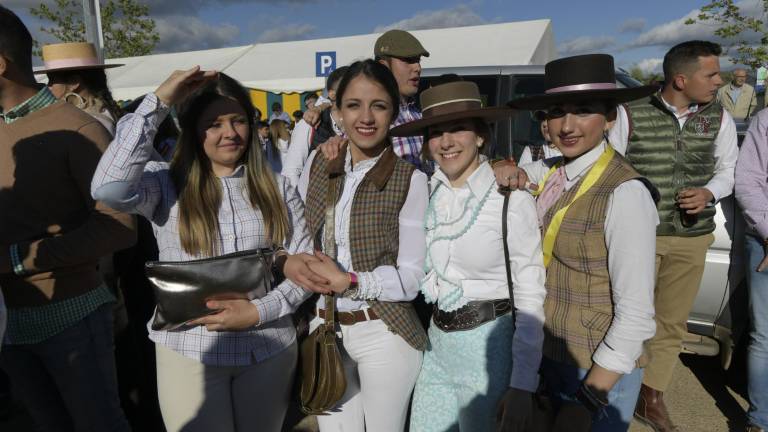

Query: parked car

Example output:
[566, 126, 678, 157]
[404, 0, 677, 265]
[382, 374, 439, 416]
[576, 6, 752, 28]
[421, 66, 748, 368]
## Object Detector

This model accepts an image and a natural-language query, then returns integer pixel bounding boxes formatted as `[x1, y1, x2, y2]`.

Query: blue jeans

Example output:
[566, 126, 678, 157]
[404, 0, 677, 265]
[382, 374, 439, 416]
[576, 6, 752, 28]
[746, 234, 768, 428]
[1, 303, 130, 432]
[541, 357, 643, 432]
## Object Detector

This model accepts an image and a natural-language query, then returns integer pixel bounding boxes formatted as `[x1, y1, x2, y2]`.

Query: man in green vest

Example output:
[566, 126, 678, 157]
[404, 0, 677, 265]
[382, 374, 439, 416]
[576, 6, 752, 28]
[608, 40, 738, 431]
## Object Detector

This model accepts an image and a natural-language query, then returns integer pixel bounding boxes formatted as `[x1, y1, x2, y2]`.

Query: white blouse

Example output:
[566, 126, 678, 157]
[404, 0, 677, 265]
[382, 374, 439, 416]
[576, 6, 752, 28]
[298, 148, 428, 312]
[422, 162, 546, 392]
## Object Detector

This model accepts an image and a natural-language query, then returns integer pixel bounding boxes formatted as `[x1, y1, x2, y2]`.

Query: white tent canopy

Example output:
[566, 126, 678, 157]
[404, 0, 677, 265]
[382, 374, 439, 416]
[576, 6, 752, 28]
[46, 19, 554, 100]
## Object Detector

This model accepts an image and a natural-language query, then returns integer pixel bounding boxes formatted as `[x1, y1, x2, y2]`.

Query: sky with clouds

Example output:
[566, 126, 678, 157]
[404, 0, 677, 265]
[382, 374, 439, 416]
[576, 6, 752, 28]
[5, 0, 768, 74]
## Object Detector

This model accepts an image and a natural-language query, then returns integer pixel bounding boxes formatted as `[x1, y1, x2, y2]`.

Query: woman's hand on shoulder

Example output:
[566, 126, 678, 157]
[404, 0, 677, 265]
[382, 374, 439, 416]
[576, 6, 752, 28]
[154, 66, 218, 106]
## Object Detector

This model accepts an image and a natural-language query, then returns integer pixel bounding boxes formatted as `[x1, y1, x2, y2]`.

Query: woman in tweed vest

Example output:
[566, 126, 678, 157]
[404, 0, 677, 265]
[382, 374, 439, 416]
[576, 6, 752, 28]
[497, 54, 660, 431]
[92, 69, 326, 432]
[297, 59, 428, 432]
[390, 81, 547, 432]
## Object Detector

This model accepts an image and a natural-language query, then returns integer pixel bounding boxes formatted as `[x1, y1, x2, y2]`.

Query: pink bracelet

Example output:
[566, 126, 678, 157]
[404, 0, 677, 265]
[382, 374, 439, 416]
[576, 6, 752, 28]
[348, 272, 358, 288]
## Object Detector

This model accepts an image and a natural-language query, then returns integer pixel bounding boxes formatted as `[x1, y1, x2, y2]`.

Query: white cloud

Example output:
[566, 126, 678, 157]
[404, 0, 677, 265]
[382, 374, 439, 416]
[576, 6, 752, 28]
[154, 15, 239, 52]
[374, 5, 485, 32]
[257, 24, 316, 43]
[557, 36, 616, 56]
[627, 0, 765, 48]
[633, 58, 664, 75]
[618, 18, 646, 33]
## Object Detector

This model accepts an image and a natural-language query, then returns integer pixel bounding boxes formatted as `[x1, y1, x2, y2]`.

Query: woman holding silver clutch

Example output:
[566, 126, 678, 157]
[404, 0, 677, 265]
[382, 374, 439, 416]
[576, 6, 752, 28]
[91, 67, 324, 432]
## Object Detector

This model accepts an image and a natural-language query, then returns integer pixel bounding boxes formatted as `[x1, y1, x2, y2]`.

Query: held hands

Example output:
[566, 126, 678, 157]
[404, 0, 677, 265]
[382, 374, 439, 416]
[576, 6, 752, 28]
[496, 388, 533, 432]
[676, 187, 715, 215]
[283, 253, 331, 293]
[307, 251, 350, 294]
[189, 299, 260, 331]
[492, 161, 535, 192]
[154, 66, 218, 106]
[319, 136, 349, 161]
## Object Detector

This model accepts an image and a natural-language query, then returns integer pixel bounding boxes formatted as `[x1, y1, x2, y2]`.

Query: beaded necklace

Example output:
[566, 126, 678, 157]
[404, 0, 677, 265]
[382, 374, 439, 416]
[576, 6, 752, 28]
[421, 179, 494, 311]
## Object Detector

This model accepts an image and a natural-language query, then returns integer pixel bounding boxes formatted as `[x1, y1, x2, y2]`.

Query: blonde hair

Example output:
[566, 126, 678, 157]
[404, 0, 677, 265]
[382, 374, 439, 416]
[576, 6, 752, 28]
[169, 74, 289, 257]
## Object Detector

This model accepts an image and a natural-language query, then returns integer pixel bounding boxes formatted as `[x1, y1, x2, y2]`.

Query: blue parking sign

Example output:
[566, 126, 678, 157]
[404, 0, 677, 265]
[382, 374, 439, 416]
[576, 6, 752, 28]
[316, 51, 336, 77]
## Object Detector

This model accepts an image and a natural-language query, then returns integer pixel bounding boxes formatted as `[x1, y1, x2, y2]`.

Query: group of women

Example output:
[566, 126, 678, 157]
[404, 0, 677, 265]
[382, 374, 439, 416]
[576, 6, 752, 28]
[41, 38, 660, 432]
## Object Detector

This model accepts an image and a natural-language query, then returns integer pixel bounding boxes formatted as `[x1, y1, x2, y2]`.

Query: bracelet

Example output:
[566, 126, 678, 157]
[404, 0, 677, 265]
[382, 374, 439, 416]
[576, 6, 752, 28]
[348, 272, 358, 288]
[274, 248, 288, 276]
[9, 244, 26, 276]
[574, 382, 608, 416]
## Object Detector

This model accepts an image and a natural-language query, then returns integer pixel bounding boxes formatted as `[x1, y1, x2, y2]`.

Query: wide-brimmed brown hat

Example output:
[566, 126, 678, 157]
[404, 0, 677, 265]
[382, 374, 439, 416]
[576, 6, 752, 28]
[507, 54, 657, 110]
[34, 42, 123, 74]
[390, 81, 512, 137]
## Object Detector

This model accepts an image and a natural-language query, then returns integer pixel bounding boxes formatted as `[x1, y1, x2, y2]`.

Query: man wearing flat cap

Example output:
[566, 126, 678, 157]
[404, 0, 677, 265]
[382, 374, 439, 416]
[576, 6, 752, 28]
[313, 29, 432, 172]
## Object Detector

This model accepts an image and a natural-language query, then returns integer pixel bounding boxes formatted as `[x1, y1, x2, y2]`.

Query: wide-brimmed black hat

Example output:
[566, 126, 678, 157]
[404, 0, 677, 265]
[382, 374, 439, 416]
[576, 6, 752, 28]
[390, 81, 512, 137]
[507, 54, 657, 110]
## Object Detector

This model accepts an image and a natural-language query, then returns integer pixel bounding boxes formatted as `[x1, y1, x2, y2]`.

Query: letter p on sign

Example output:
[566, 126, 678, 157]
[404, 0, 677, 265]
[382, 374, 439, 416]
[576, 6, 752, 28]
[316, 51, 336, 77]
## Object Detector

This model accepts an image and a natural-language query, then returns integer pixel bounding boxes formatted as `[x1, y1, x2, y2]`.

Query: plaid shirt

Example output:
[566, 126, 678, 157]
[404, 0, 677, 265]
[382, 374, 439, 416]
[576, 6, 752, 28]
[91, 94, 313, 366]
[392, 98, 429, 172]
[0, 86, 58, 124]
[2, 86, 116, 345]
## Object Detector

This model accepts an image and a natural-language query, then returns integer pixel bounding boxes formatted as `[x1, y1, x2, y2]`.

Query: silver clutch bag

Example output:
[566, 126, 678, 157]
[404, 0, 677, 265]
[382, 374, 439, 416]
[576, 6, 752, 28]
[145, 249, 275, 331]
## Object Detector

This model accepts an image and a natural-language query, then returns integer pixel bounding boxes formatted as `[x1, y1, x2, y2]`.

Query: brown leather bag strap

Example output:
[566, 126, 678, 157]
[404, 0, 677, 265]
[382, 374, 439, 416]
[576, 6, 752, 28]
[322, 174, 343, 329]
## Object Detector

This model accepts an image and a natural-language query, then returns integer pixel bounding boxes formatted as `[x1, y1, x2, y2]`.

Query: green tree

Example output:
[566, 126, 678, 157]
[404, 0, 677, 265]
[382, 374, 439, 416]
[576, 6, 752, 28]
[685, 0, 768, 68]
[628, 65, 663, 85]
[30, 0, 159, 58]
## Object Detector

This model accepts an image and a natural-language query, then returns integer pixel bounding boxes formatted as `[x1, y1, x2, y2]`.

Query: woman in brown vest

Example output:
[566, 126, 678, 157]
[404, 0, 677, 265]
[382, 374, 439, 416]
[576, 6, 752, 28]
[498, 54, 660, 431]
[389, 81, 547, 432]
[296, 59, 428, 432]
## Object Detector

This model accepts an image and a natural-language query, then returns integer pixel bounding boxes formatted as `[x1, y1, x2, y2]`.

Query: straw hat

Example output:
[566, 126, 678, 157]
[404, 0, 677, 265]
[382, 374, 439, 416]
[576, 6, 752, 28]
[34, 42, 123, 74]
[507, 54, 657, 110]
[390, 81, 512, 137]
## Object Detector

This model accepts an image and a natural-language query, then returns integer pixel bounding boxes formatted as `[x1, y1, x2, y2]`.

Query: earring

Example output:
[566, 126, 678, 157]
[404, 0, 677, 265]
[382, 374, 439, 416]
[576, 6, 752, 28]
[476, 138, 484, 148]
[63, 92, 87, 109]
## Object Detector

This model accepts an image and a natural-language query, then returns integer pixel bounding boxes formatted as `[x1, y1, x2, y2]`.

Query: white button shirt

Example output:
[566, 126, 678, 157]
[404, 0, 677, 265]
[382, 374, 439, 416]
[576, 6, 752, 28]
[422, 162, 546, 391]
[522, 142, 658, 374]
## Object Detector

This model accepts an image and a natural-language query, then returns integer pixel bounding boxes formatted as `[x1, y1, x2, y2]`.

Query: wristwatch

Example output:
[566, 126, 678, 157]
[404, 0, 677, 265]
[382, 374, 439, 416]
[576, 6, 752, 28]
[574, 383, 608, 416]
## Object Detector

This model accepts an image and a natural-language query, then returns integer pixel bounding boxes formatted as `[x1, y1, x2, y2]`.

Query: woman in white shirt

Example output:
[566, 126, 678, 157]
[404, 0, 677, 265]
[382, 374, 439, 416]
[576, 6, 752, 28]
[390, 81, 547, 432]
[267, 119, 291, 171]
[297, 59, 428, 432]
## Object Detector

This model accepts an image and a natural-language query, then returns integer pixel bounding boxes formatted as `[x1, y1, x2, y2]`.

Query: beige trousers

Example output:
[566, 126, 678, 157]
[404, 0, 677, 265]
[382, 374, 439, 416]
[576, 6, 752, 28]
[643, 233, 714, 391]
[155, 342, 297, 432]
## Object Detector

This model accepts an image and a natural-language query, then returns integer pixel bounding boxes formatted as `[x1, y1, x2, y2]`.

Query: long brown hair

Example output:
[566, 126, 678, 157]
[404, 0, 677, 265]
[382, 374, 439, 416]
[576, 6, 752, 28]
[169, 73, 289, 257]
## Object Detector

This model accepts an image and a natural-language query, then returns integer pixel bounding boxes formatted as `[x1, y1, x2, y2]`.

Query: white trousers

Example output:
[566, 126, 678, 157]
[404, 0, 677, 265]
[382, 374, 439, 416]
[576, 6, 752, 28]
[310, 316, 423, 432]
[155, 342, 297, 432]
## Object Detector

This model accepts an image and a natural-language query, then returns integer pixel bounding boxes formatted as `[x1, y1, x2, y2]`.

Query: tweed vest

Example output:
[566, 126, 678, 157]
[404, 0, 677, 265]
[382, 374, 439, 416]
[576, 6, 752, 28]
[542, 151, 653, 370]
[624, 95, 721, 236]
[305, 146, 428, 351]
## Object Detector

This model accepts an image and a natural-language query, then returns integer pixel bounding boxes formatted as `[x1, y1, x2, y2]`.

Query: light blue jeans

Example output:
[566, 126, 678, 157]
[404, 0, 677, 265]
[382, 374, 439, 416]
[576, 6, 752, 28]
[540, 357, 644, 432]
[746, 234, 768, 428]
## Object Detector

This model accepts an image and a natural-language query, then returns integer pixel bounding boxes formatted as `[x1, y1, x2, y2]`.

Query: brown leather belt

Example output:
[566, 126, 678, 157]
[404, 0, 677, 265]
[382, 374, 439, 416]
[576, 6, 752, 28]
[317, 307, 380, 326]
